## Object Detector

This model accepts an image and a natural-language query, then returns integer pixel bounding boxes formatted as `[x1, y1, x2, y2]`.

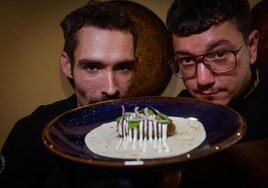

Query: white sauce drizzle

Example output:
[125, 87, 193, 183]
[116, 106, 170, 153]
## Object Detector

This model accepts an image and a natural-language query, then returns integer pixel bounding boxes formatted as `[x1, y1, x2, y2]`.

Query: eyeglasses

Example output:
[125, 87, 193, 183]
[168, 44, 244, 79]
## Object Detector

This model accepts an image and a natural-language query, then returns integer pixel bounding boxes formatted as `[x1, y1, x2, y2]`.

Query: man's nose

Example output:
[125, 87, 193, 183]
[196, 62, 215, 86]
[102, 72, 119, 96]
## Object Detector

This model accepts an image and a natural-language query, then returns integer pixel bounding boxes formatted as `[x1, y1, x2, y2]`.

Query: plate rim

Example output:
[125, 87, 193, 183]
[42, 96, 247, 169]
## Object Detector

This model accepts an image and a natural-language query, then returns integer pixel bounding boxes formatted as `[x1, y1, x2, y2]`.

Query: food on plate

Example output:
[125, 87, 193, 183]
[84, 106, 206, 159]
[114, 106, 176, 153]
[116, 105, 176, 140]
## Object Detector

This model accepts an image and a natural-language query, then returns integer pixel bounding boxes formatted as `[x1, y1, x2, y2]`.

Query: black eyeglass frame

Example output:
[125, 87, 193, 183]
[168, 44, 244, 79]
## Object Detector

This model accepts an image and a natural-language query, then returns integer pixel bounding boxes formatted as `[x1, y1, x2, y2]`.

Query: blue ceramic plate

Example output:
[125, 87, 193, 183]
[42, 96, 246, 168]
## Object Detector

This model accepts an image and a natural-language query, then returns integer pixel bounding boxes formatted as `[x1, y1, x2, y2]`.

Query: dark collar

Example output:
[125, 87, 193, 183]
[243, 69, 260, 99]
[229, 69, 260, 107]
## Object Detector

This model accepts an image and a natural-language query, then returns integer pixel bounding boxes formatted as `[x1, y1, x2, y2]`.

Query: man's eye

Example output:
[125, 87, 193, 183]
[116, 61, 135, 71]
[179, 57, 195, 65]
[85, 65, 99, 72]
[213, 50, 228, 59]
[118, 65, 132, 71]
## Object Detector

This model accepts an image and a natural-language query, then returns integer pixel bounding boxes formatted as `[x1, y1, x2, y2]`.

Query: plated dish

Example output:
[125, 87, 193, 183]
[85, 116, 206, 160]
[42, 96, 246, 168]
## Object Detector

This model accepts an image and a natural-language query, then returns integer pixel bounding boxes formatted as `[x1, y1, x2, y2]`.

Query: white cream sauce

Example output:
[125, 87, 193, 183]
[85, 117, 206, 159]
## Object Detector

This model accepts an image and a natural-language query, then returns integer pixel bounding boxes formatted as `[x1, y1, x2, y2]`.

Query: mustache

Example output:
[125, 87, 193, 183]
[91, 92, 121, 103]
[193, 87, 224, 94]
[102, 93, 120, 100]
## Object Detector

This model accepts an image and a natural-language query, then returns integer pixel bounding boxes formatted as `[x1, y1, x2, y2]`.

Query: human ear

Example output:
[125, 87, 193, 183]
[247, 30, 259, 65]
[60, 51, 73, 78]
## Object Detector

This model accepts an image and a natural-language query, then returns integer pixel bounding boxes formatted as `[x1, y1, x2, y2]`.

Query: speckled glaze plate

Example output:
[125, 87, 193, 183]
[42, 96, 246, 169]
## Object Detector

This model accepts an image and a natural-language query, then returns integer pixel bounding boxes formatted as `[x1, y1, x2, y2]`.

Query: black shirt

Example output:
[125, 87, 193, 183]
[0, 95, 171, 188]
[0, 95, 77, 187]
[178, 70, 268, 187]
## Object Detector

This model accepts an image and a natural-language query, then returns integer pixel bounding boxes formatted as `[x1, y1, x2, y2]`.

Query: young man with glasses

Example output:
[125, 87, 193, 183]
[166, 0, 268, 187]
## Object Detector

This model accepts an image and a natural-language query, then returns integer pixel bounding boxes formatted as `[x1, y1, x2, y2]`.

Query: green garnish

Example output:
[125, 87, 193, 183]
[116, 117, 121, 123]
[128, 120, 140, 128]
[145, 109, 155, 116]
[117, 107, 171, 129]
[155, 114, 171, 124]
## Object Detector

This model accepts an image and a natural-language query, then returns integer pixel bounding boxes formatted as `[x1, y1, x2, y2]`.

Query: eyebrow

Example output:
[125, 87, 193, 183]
[78, 58, 135, 67]
[113, 60, 136, 69]
[174, 39, 233, 56]
[206, 39, 232, 51]
[77, 59, 100, 68]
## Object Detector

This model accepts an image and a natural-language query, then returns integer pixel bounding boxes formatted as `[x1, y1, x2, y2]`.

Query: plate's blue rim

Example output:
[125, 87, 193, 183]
[42, 96, 247, 169]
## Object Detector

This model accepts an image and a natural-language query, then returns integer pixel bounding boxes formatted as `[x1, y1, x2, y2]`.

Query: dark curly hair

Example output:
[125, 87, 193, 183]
[60, 0, 138, 64]
[166, 0, 251, 39]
